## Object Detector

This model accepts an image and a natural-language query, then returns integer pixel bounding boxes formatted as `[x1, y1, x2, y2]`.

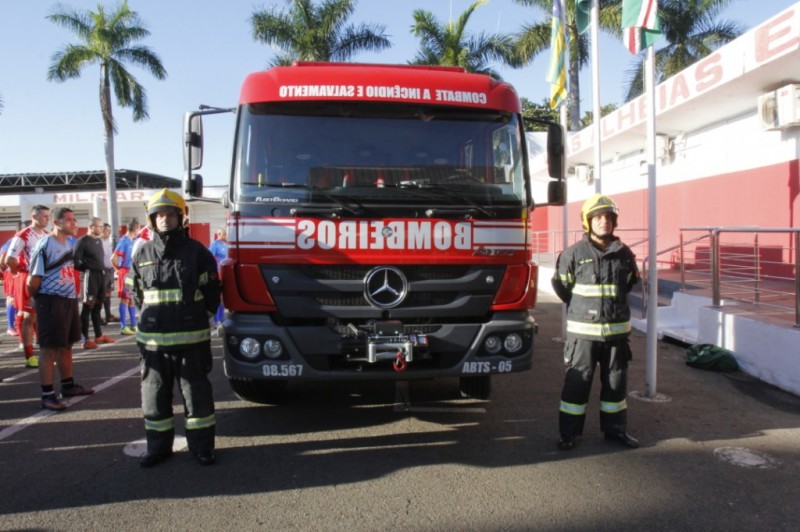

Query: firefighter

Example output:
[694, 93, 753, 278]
[131, 189, 221, 467]
[551, 194, 640, 451]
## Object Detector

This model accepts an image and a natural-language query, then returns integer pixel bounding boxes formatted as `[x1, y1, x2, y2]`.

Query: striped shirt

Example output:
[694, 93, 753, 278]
[29, 236, 78, 299]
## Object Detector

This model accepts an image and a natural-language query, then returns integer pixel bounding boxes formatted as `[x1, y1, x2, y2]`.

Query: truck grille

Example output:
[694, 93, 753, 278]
[263, 264, 505, 320]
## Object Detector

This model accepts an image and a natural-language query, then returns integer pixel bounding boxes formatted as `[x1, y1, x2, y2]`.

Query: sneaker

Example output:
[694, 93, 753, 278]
[25, 355, 39, 368]
[107, 315, 120, 323]
[120, 327, 135, 336]
[6, 328, 18, 336]
[62, 383, 95, 397]
[83, 339, 98, 349]
[95, 335, 116, 344]
[42, 396, 67, 411]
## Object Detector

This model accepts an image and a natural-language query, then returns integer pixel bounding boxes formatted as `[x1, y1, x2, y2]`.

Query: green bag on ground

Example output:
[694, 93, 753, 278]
[686, 344, 739, 372]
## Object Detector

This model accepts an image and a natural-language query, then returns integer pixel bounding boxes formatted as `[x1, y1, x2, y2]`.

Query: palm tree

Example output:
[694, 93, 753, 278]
[47, 1, 166, 240]
[513, 0, 622, 131]
[251, 0, 392, 66]
[622, 0, 744, 101]
[410, 0, 520, 79]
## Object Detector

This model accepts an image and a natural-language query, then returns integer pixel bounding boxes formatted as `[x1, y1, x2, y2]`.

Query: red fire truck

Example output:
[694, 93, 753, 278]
[183, 62, 565, 403]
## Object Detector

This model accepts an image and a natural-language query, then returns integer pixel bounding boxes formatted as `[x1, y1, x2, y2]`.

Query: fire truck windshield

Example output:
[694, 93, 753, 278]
[232, 102, 527, 209]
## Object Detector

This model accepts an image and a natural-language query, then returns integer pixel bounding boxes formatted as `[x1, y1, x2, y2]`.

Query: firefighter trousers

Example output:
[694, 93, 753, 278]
[558, 337, 631, 437]
[140, 343, 216, 455]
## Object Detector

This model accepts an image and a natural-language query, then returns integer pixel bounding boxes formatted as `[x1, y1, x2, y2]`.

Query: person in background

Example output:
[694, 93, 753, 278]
[208, 227, 228, 331]
[73, 217, 115, 349]
[131, 189, 220, 467]
[101, 223, 118, 325]
[2, 205, 50, 369]
[27, 207, 94, 411]
[0, 237, 19, 337]
[112, 219, 140, 336]
[551, 194, 640, 451]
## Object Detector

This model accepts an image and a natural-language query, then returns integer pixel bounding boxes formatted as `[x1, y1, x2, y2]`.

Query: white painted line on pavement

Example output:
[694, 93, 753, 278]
[0, 364, 140, 442]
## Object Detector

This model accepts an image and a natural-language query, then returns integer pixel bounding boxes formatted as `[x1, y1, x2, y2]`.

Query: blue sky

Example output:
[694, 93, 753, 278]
[0, 0, 796, 186]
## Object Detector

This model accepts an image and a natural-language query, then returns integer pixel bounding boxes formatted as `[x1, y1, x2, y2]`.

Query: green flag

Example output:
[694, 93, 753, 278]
[622, 0, 661, 54]
[575, 0, 591, 34]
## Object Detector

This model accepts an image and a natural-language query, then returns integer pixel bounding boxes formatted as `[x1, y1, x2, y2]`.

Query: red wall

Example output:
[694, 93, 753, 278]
[553, 160, 800, 271]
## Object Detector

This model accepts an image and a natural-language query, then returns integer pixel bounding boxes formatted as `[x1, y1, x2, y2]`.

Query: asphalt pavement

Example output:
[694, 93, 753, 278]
[0, 293, 798, 531]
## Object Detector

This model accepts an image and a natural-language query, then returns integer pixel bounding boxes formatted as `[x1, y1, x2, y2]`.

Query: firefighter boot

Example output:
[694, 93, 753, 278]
[604, 432, 640, 449]
[187, 425, 215, 466]
[140, 428, 175, 468]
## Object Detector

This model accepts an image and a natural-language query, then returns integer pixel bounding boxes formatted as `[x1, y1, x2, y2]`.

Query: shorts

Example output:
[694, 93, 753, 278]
[14, 272, 34, 313]
[81, 270, 106, 305]
[117, 267, 130, 299]
[34, 294, 82, 348]
[104, 268, 115, 293]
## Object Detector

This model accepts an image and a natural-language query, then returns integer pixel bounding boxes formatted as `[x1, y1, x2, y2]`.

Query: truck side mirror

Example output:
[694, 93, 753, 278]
[183, 113, 203, 171]
[547, 180, 566, 206]
[184, 173, 203, 198]
[547, 123, 565, 179]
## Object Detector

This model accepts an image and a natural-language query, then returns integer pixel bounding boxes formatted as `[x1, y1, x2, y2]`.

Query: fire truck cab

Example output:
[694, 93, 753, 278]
[184, 62, 565, 403]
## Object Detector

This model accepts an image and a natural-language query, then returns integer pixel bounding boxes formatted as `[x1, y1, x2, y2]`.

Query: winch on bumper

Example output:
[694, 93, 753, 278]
[341, 320, 429, 372]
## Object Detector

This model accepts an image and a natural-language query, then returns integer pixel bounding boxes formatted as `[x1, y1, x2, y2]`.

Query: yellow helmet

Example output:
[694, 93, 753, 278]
[147, 188, 186, 217]
[581, 193, 619, 232]
[146, 188, 187, 229]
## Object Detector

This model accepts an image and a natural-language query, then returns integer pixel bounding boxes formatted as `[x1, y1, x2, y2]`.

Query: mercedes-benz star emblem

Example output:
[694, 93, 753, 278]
[363, 266, 408, 309]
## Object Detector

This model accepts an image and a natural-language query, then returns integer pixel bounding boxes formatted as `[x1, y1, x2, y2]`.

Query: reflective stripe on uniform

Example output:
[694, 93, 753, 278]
[600, 400, 628, 414]
[185, 413, 216, 431]
[143, 289, 204, 305]
[566, 320, 631, 337]
[136, 328, 211, 350]
[559, 401, 587, 416]
[555, 272, 574, 284]
[144, 416, 175, 432]
[572, 283, 618, 297]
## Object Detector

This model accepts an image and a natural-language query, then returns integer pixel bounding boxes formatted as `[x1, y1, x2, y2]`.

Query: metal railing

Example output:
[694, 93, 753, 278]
[678, 227, 799, 327]
[532, 228, 649, 266]
[532, 227, 800, 327]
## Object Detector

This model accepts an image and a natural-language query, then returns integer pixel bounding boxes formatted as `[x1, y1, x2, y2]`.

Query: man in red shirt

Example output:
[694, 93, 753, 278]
[1, 205, 50, 368]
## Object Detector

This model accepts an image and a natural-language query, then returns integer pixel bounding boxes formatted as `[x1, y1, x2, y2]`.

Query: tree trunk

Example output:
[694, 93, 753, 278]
[567, 27, 581, 132]
[100, 64, 120, 245]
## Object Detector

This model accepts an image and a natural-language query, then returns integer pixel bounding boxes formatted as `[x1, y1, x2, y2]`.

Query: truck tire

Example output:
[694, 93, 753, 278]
[459, 375, 491, 399]
[229, 377, 288, 404]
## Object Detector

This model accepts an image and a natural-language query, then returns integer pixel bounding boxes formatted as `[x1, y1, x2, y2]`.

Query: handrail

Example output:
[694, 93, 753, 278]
[639, 232, 712, 318]
[708, 228, 798, 326]
[533, 226, 799, 327]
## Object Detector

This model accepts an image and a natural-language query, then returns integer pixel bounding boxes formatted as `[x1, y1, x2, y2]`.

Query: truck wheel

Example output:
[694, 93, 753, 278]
[229, 377, 288, 404]
[459, 376, 491, 399]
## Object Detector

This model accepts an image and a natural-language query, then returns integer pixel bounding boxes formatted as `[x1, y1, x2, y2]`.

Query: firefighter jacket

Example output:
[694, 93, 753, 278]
[551, 233, 639, 341]
[131, 227, 221, 352]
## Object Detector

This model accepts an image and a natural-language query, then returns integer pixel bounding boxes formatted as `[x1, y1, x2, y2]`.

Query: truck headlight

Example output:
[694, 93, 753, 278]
[504, 333, 523, 354]
[484, 335, 502, 354]
[263, 339, 283, 359]
[239, 337, 262, 359]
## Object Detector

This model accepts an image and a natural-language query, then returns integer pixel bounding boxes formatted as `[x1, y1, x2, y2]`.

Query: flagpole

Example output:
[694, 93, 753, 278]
[590, 0, 602, 193]
[644, 44, 659, 398]
[560, 1, 569, 342]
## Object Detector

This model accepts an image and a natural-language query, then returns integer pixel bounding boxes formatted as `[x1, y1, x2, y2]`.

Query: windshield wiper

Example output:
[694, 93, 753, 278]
[385, 183, 494, 218]
[275, 183, 364, 218]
